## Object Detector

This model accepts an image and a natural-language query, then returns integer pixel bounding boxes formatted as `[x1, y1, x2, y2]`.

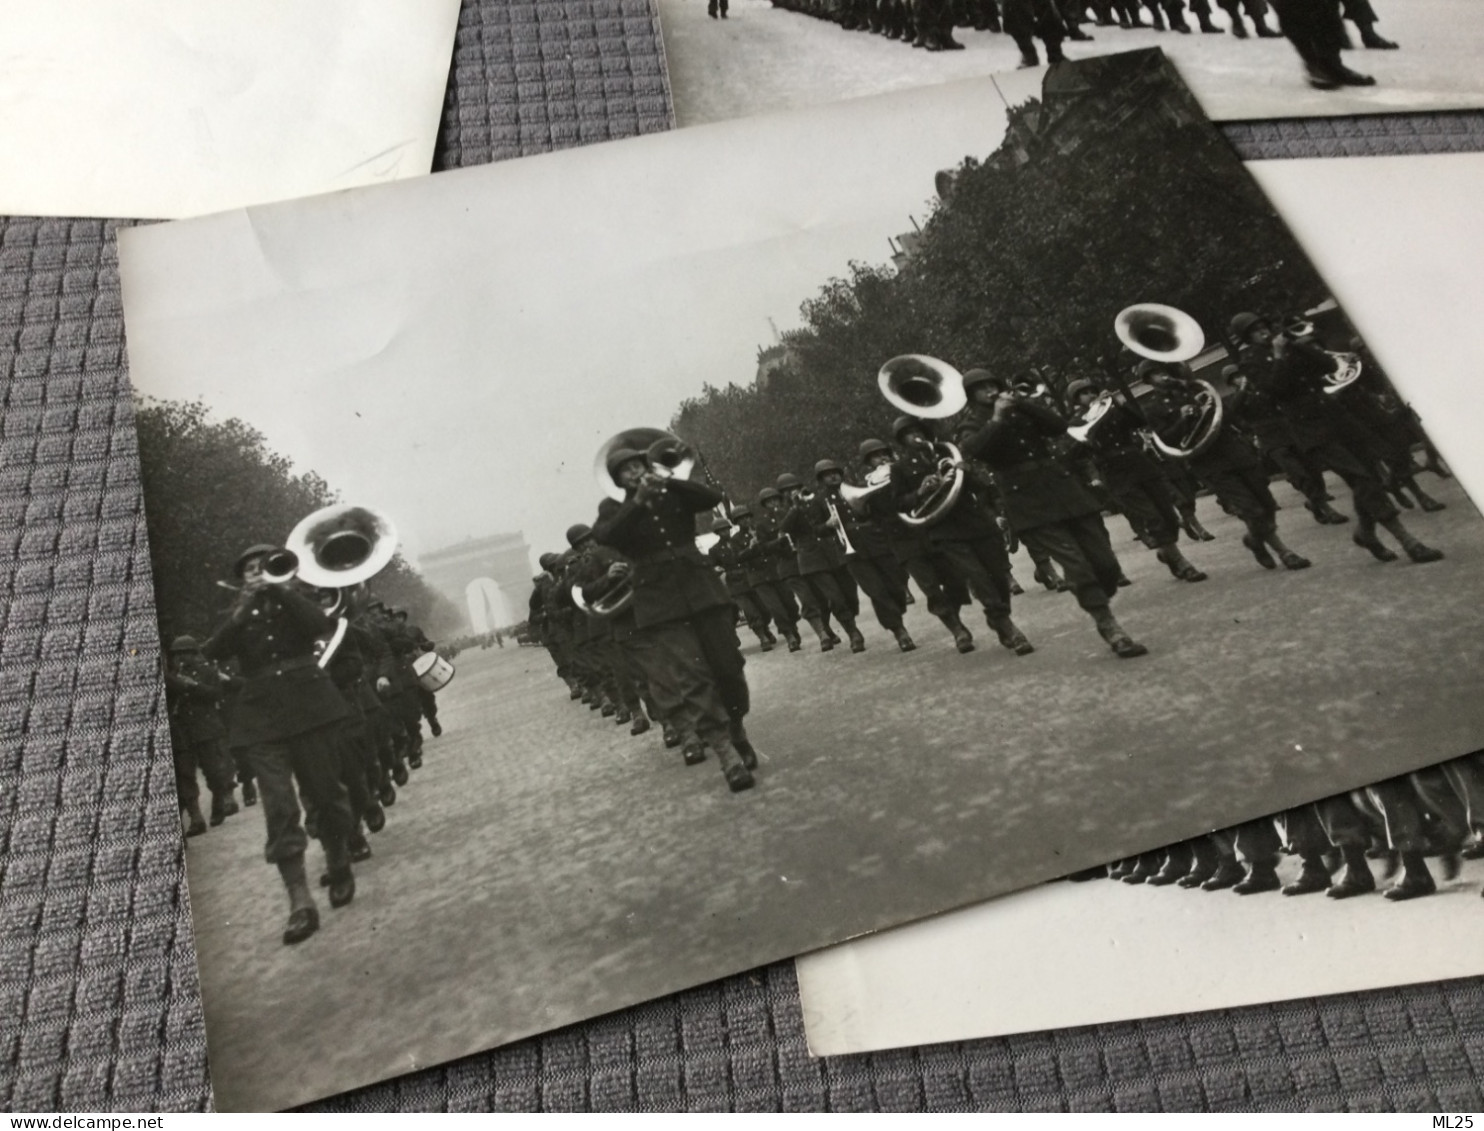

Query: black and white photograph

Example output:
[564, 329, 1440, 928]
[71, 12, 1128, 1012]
[118, 52, 1484, 1110]
[658, 0, 1484, 126]
[796, 149, 1484, 1057]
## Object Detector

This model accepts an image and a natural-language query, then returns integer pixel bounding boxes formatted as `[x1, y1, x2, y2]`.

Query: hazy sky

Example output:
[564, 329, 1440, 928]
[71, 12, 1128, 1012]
[120, 72, 1038, 567]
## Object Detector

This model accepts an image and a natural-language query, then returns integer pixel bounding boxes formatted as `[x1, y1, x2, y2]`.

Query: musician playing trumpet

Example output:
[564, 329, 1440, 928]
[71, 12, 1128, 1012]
[592, 445, 760, 792]
[957, 370, 1149, 659]
[203, 544, 357, 945]
[813, 459, 916, 653]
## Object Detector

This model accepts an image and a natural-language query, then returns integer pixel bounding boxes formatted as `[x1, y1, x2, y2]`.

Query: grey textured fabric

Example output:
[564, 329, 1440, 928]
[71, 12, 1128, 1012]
[2, 0, 1484, 1111]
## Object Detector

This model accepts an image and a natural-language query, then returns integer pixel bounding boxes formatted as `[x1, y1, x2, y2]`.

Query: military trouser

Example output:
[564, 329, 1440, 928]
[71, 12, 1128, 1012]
[1350, 777, 1428, 853]
[732, 591, 772, 638]
[750, 580, 799, 632]
[1230, 816, 1282, 866]
[597, 637, 644, 713]
[897, 545, 965, 618]
[1196, 463, 1278, 524]
[248, 722, 354, 864]
[624, 608, 748, 749]
[1296, 436, 1398, 524]
[930, 536, 1012, 619]
[324, 712, 376, 830]
[1018, 514, 1124, 613]
[790, 572, 851, 624]
[1105, 473, 1182, 550]
[1407, 765, 1472, 850]
[845, 555, 905, 633]
[417, 685, 438, 727]
[172, 735, 237, 808]
[1277, 795, 1370, 857]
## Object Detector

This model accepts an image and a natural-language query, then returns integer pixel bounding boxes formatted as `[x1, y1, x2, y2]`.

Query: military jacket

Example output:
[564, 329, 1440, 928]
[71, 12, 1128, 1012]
[815, 489, 894, 561]
[592, 478, 730, 629]
[732, 525, 777, 588]
[1142, 380, 1262, 474]
[1072, 397, 1167, 484]
[889, 449, 998, 544]
[203, 585, 349, 746]
[165, 653, 228, 743]
[1239, 340, 1344, 449]
[751, 511, 800, 579]
[961, 400, 1102, 531]
[781, 494, 846, 574]
[706, 535, 752, 596]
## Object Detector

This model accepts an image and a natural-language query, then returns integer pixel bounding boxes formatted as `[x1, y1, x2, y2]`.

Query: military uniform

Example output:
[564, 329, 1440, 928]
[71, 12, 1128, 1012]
[812, 471, 914, 652]
[592, 471, 757, 791]
[204, 567, 355, 943]
[960, 390, 1147, 657]
[164, 642, 239, 833]
[782, 487, 866, 652]
[707, 527, 777, 651]
[733, 512, 802, 651]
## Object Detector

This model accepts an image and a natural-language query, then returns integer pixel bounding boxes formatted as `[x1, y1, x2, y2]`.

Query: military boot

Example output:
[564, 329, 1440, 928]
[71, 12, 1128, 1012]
[1180, 511, 1215, 541]
[241, 779, 258, 807]
[987, 614, 1035, 656]
[1242, 532, 1277, 569]
[1352, 516, 1397, 562]
[843, 620, 867, 653]
[892, 627, 916, 652]
[364, 801, 386, 834]
[1281, 855, 1332, 896]
[630, 713, 651, 737]
[348, 829, 373, 864]
[1232, 859, 1282, 894]
[323, 839, 356, 909]
[1380, 518, 1444, 563]
[1091, 608, 1148, 658]
[278, 855, 320, 945]
[805, 616, 835, 652]
[661, 722, 683, 749]
[1200, 856, 1245, 891]
[784, 629, 803, 652]
[729, 721, 760, 770]
[1178, 840, 1219, 888]
[183, 800, 208, 838]
[713, 740, 756, 793]
[939, 612, 975, 653]
[1157, 545, 1207, 582]
[1147, 845, 1191, 886]
[681, 736, 708, 766]
[1327, 845, 1377, 898]
[1383, 852, 1436, 901]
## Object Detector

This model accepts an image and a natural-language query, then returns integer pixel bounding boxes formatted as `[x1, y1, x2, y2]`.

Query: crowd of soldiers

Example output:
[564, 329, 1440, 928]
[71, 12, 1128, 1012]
[1077, 750, 1484, 902]
[523, 305, 1454, 821]
[165, 558, 444, 946]
[755, 0, 1399, 89]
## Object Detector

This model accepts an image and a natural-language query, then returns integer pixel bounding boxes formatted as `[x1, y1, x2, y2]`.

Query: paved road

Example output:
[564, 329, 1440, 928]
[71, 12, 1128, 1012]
[186, 473, 1484, 1110]
[659, 0, 1484, 125]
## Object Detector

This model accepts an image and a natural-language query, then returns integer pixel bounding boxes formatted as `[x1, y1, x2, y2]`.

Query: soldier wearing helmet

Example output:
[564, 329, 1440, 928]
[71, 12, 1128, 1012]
[812, 457, 915, 653]
[779, 467, 865, 652]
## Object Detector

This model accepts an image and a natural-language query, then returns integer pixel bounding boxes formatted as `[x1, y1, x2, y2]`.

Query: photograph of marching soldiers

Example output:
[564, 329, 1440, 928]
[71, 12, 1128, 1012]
[658, 0, 1484, 127]
[122, 53, 1484, 1110]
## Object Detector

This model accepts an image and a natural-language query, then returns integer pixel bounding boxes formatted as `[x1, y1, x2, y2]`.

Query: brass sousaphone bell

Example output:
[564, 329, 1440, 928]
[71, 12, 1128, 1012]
[1112, 303, 1224, 460]
[877, 355, 967, 527]
[284, 503, 400, 665]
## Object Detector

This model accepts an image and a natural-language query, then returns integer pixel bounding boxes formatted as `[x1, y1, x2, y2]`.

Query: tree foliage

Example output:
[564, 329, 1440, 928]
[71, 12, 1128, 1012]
[133, 397, 460, 642]
[672, 52, 1330, 501]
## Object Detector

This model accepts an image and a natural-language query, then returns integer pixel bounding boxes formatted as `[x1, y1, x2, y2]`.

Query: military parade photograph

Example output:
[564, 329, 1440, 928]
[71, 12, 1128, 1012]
[658, 0, 1484, 126]
[118, 51, 1484, 1109]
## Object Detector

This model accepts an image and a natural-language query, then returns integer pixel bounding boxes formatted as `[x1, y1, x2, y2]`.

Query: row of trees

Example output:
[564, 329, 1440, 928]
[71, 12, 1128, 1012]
[133, 397, 461, 643]
[671, 51, 1333, 505]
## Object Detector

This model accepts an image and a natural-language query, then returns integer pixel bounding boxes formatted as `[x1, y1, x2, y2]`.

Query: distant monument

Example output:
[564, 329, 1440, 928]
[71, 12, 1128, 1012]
[419, 533, 534, 634]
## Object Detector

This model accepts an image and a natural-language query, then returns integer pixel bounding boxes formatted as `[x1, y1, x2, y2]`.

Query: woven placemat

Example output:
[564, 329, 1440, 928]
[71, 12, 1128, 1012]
[3, 0, 1484, 1111]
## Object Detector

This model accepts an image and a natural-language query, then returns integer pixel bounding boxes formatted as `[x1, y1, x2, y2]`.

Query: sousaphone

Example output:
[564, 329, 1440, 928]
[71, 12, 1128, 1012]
[877, 355, 967, 527]
[284, 503, 400, 666]
[1113, 303, 1224, 460]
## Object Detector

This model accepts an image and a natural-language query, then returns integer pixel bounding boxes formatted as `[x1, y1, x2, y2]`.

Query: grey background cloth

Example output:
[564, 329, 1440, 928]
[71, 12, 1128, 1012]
[2, 0, 1483, 1112]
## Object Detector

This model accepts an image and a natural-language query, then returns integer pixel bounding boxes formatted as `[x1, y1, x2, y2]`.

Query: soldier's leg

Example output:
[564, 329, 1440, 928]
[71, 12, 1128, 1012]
[733, 591, 774, 650]
[1275, 806, 1333, 894]
[249, 740, 319, 943]
[786, 574, 836, 650]
[334, 717, 376, 856]
[1340, 0, 1396, 47]
[193, 737, 240, 826]
[231, 744, 257, 807]
[754, 582, 801, 650]
[1229, 818, 1282, 893]
[173, 730, 207, 836]
[1312, 794, 1377, 897]
[1243, 0, 1279, 34]
[1359, 778, 1436, 899]
[1439, 752, 1484, 846]
[812, 569, 864, 650]
[1189, 0, 1222, 30]
[1139, 478, 1208, 582]
[846, 556, 910, 647]
[287, 723, 357, 908]
[1021, 522, 1145, 657]
[1200, 829, 1246, 889]
[1319, 440, 1440, 563]
[902, 550, 974, 651]
[417, 685, 441, 737]
[944, 536, 1033, 654]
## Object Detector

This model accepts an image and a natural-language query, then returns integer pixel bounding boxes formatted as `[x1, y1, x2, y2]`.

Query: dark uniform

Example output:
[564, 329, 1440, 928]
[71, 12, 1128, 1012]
[759, 484, 840, 651]
[782, 477, 866, 653]
[1065, 377, 1209, 584]
[958, 376, 1148, 658]
[707, 524, 777, 652]
[733, 507, 803, 652]
[592, 451, 758, 791]
[1232, 313, 1441, 565]
[1268, 0, 1375, 89]
[812, 460, 915, 653]
[164, 637, 239, 834]
[204, 546, 356, 944]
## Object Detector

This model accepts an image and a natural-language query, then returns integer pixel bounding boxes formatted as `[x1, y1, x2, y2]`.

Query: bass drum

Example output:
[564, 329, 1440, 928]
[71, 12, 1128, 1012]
[412, 651, 455, 692]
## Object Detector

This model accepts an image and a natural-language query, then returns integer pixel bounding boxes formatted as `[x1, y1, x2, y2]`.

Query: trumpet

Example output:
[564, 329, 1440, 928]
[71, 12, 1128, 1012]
[839, 463, 893, 512]
[825, 494, 856, 557]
